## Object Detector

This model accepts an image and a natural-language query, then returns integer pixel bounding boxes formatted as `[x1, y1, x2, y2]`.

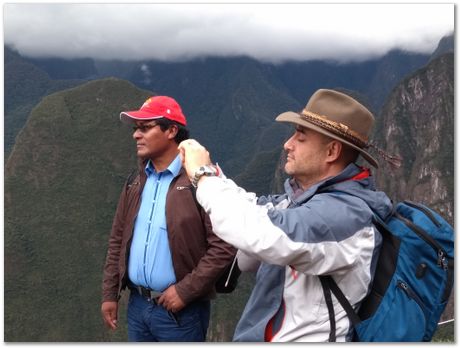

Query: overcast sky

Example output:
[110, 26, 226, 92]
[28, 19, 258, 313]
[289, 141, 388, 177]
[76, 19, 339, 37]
[3, 2, 454, 64]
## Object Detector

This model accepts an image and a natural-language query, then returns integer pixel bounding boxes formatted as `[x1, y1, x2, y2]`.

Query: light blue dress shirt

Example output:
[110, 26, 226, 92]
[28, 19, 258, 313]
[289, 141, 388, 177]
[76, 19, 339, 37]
[128, 155, 181, 291]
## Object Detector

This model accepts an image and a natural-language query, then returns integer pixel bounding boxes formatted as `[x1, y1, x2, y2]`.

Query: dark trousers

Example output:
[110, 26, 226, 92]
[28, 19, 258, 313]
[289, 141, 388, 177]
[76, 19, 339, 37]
[127, 290, 210, 342]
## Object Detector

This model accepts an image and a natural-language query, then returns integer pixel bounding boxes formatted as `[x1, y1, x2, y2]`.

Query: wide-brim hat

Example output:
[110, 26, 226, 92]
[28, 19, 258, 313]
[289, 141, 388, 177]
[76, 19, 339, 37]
[120, 95, 187, 126]
[276, 89, 378, 168]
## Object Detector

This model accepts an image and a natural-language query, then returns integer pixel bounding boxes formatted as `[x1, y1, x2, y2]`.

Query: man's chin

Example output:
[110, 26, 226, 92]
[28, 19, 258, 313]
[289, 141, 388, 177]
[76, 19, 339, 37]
[284, 164, 293, 176]
[137, 152, 148, 159]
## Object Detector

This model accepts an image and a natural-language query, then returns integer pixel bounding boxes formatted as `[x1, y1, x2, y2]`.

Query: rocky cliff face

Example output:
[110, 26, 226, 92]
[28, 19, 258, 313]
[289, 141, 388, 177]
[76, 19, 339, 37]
[373, 52, 454, 321]
[373, 52, 454, 226]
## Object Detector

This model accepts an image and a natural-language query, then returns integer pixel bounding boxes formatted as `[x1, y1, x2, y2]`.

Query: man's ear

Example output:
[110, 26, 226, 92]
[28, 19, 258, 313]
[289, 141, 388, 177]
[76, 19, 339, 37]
[326, 140, 342, 163]
[167, 125, 179, 140]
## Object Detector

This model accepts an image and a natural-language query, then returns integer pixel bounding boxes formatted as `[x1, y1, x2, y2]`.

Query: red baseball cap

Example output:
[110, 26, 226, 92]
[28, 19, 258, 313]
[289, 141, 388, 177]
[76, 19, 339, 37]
[120, 96, 187, 126]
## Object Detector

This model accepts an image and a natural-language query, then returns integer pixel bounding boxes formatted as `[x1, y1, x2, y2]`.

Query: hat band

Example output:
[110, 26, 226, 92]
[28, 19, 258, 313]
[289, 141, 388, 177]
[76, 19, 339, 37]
[300, 110, 368, 148]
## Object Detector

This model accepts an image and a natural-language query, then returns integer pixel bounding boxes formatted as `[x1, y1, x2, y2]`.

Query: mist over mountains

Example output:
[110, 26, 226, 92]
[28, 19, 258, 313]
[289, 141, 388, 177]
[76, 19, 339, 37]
[4, 33, 454, 341]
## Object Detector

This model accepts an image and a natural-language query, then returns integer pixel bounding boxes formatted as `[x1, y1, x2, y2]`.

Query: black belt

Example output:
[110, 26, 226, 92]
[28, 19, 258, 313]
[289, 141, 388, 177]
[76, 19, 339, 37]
[129, 284, 162, 302]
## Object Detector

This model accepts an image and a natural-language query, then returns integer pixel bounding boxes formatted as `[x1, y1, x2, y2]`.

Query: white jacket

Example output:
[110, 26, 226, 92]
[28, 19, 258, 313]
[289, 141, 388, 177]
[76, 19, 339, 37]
[196, 164, 392, 342]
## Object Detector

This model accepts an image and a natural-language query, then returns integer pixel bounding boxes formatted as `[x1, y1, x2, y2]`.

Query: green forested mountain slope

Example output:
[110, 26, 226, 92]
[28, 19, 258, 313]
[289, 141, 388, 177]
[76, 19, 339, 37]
[5, 78, 152, 341]
[4, 47, 86, 158]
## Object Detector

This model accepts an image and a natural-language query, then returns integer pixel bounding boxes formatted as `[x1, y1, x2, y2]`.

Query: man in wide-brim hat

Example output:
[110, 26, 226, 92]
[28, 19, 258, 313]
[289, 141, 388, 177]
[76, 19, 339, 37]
[276, 89, 379, 168]
[178, 88, 393, 342]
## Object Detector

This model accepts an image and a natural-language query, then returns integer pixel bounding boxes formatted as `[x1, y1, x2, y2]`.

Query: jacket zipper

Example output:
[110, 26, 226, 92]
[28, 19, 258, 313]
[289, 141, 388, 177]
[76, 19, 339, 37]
[120, 173, 143, 296]
[394, 212, 449, 270]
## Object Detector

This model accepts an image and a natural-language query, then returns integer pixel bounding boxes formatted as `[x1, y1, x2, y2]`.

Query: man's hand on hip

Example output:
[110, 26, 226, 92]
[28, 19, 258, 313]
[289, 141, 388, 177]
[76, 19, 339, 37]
[158, 285, 186, 313]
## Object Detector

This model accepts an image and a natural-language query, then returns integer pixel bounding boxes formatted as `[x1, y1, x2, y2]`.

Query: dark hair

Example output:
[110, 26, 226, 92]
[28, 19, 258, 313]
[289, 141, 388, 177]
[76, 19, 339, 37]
[341, 143, 360, 165]
[155, 118, 190, 144]
[320, 133, 359, 166]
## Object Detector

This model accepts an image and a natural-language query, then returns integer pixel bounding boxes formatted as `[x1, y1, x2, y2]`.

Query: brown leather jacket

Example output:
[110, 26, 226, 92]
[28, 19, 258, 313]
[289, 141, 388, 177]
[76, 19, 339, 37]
[102, 164, 236, 304]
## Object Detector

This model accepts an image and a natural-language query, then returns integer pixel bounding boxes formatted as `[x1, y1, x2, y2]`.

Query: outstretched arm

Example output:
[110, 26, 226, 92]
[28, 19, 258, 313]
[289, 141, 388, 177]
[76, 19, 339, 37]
[179, 139, 368, 276]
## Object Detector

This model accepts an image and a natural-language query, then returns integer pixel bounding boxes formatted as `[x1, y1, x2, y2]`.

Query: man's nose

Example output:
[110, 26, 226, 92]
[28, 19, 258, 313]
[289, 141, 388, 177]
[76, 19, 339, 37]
[284, 136, 294, 151]
[133, 129, 142, 140]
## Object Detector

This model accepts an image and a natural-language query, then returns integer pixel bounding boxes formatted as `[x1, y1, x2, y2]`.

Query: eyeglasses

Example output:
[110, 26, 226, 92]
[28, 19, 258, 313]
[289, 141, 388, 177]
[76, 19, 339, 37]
[132, 123, 159, 133]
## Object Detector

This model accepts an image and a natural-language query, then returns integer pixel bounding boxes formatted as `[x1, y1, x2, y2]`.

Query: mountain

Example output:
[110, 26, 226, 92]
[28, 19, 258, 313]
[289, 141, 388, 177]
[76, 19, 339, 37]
[373, 52, 454, 226]
[272, 50, 429, 113]
[4, 35, 454, 341]
[6, 45, 432, 176]
[5, 78, 152, 341]
[4, 47, 87, 158]
[430, 33, 454, 61]
[100, 49, 429, 117]
[27, 56, 98, 79]
[373, 52, 455, 322]
[366, 50, 430, 111]
[126, 56, 301, 181]
[99, 51, 429, 191]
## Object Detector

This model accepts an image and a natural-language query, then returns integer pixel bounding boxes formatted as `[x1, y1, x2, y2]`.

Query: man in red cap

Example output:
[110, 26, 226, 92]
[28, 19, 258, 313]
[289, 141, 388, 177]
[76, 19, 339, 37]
[101, 96, 236, 342]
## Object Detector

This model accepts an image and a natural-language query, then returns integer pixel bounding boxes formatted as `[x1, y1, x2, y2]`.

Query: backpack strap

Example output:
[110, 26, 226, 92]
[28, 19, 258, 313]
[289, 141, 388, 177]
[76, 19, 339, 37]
[319, 275, 362, 341]
[316, 171, 389, 340]
[319, 276, 337, 342]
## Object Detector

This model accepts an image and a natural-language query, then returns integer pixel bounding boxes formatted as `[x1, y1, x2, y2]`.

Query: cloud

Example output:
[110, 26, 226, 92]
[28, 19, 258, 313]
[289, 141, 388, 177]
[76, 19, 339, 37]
[140, 63, 152, 85]
[3, 3, 454, 63]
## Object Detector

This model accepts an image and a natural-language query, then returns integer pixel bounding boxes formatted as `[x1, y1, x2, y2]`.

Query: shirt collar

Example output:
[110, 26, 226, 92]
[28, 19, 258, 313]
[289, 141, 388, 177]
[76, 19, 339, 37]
[285, 163, 365, 204]
[145, 154, 182, 178]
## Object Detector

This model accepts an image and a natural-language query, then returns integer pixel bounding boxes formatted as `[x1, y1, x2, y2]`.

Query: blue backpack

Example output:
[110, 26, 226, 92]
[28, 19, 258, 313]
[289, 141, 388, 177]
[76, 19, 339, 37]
[320, 200, 454, 342]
